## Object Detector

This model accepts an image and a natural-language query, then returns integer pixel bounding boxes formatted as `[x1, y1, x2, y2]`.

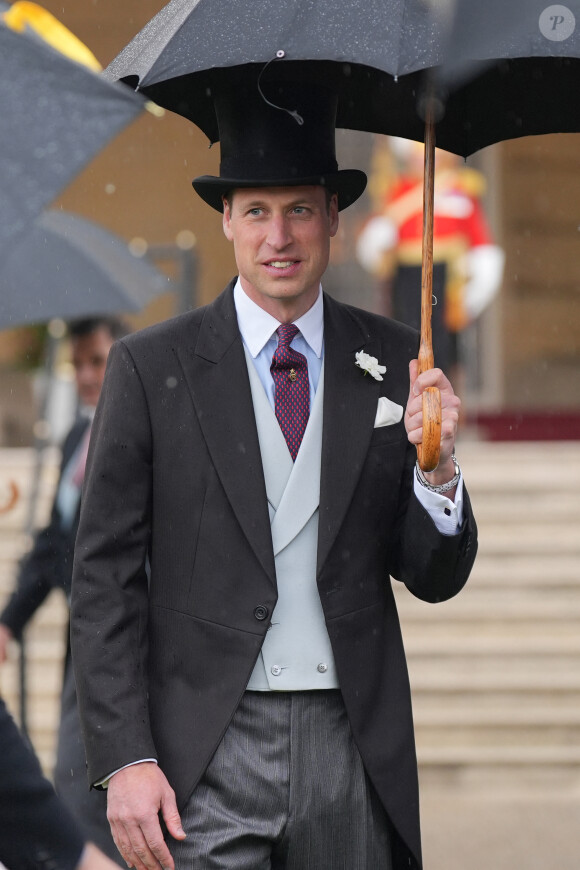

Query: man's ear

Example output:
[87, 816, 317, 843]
[329, 193, 339, 238]
[222, 197, 234, 241]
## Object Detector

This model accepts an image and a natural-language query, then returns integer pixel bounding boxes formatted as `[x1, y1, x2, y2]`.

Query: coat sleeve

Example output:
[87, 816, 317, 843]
[0, 695, 85, 870]
[70, 340, 155, 786]
[389, 437, 478, 603]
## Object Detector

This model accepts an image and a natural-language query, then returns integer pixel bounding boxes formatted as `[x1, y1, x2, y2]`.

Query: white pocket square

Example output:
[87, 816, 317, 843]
[374, 396, 404, 428]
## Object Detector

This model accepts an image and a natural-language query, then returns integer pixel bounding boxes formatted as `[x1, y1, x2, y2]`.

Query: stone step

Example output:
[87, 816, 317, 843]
[402, 631, 580, 655]
[1, 660, 62, 697]
[460, 468, 580, 494]
[470, 492, 580, 520]
[469, 554, 580, 587]
[476, 525, 580, 555]
[394, 587, 580, 620]
[417, 745, 580, 792]
[457, 439, 580, 464]
[415, 723, 580, 748]
[413, 696, 580, 725]
[405, 657, 580, 691]
[417, 744, 580, 766]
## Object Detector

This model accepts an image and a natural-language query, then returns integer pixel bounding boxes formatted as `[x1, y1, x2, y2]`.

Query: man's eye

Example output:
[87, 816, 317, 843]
[248, 208, 262, 216]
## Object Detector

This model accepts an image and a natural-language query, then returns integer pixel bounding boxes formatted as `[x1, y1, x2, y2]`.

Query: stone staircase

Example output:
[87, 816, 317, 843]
[395, 440, 580, 794]
[1, 441, 579, 791]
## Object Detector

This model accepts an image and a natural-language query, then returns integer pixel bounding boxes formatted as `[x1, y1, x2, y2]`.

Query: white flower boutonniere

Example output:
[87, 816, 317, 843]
[355, 350, 387, 382]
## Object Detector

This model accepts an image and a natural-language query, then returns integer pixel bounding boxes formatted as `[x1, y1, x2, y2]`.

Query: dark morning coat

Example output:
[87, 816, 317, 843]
[71, 282, 477, 870]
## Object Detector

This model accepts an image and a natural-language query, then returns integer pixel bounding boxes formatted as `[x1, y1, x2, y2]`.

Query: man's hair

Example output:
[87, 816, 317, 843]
[68, 316, 128, 342]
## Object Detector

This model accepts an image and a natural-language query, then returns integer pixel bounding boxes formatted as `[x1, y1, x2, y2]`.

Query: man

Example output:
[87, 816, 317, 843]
[71, 82, 477, 870]
[0, 693, 122, 870]
[0, 316, 127, 865]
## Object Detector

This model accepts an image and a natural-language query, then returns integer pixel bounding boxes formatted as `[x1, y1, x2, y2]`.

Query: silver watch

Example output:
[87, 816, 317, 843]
[415, 452, 460, 493]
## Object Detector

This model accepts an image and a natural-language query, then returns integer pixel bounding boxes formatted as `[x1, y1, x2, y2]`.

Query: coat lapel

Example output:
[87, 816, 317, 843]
[175, 283, 276, 587]
[317, 294, 385, 575]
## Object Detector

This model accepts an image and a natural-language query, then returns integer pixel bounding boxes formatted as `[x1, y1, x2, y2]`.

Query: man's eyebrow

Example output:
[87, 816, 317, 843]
[240, 197, 315, 209]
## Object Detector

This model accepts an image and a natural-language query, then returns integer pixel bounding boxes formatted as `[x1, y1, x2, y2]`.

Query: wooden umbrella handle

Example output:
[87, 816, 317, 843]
[416, 114, 441, 473]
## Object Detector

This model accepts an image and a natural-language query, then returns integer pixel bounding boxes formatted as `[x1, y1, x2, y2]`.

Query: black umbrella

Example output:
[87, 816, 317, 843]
[104, 0, 580, 468]
[104, 0, 580, 155]
[0, 210, 172, 329]
[104, 0, 452, 468]
[104, 0, 444, 128]
[0, 19, 145, 262]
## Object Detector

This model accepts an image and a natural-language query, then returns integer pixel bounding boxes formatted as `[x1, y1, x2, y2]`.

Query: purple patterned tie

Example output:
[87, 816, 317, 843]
[270, 323, 310, 461]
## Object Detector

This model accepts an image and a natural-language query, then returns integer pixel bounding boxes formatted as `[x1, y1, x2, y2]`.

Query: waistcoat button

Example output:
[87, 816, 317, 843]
[253, 605, 269, 621]
[271, 665, 282, 676]
[317, 662, 328, 673]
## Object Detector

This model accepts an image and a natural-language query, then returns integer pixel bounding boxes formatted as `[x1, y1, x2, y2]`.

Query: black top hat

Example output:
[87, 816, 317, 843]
[192, 78, 367, 212]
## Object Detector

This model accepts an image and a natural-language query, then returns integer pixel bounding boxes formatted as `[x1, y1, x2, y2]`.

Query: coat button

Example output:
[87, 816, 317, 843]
[271, 665, 282, 676]
[317, 663, 328, 673]
[253, 605, 269, 621]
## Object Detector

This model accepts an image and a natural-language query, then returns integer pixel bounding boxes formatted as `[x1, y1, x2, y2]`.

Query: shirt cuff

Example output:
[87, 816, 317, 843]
[94, 758, 157, 789]
[413, 472, 464, 535]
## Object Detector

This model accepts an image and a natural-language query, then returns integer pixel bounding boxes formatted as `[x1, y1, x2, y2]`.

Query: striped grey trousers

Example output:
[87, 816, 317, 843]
[171, 690, 392, 869]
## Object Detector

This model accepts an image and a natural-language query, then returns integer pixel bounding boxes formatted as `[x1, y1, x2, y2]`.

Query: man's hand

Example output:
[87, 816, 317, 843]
[0, 623, 14, 664]
[106, 762, 185, 870]
[405, 360, 461, 487]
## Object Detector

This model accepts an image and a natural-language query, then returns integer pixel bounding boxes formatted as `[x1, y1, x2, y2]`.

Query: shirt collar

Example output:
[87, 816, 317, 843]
[233, 278, 324, 358]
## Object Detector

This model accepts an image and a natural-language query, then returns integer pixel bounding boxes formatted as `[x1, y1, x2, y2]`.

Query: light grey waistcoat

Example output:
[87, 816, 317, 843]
[244, 347, 339, 690]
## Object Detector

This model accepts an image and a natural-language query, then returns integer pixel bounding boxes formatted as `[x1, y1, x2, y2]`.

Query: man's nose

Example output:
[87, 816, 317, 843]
[266, 215, 292, 249]
[75, 365, 93, 386]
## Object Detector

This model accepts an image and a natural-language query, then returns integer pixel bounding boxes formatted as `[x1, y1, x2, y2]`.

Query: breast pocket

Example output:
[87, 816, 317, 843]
[369, 421, 406, 448]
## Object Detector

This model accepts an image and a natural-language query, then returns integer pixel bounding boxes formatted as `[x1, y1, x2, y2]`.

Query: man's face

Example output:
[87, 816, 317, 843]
[222, 185, 339, 320]
[71, 327, 114, 408]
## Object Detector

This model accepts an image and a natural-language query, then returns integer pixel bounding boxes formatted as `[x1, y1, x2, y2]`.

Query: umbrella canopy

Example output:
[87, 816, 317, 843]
[0, 210, 172, 329]
[105, 0, 580, 157]
[105, 0, 442, 85]
[0, 19, 145, 262]
[434, 0, 580, 155]
[104, 0, 446, 147]
[104, 0, 580, 472]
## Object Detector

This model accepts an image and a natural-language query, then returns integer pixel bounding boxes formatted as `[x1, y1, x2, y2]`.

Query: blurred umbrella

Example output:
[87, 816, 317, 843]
[3, 0, 101, 70]
[432, 0, 580, 155]
[0, 210, 172, 329]
[0, 9, 145, 262]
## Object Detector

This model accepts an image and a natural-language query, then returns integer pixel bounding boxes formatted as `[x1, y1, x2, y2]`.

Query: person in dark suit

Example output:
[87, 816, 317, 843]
[0, 316, 127, 865]
[71, 82, 477, 870]
[0, 693, 122, 870]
